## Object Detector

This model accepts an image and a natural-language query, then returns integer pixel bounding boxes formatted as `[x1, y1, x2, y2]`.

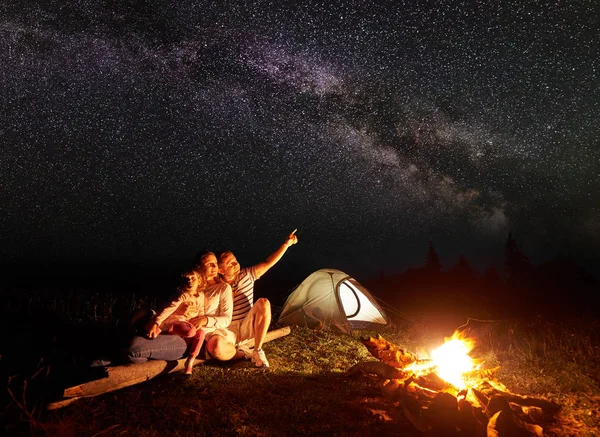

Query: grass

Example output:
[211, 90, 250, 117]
[2, 290, 600, 436]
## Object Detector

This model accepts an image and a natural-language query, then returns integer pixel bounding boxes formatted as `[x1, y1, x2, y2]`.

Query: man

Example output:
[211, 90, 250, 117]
[127, 251, 232, 364]
[214, 229, 299, 368]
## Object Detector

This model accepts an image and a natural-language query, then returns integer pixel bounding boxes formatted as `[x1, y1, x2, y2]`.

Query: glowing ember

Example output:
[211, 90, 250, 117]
[429, 333, 476, 389]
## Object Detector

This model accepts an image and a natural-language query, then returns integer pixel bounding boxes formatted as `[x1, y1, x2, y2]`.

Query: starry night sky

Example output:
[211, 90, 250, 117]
[2, 1, 599, 282]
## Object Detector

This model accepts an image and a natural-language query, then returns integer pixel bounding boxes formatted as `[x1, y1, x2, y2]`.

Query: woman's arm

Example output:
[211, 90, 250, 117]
[206, 284, 233, 329]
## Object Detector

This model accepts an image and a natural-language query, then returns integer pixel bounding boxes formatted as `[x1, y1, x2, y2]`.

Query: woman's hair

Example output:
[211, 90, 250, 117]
[193, 250, 215, 271]
[193, 250, 218, 283]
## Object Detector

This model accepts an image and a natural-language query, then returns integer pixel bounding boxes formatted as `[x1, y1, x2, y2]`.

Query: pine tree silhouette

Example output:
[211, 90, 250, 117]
[483, 265, 502, 287]
[504, 232, 533, 286]
[425, 242, 442, 274]
[449, 254, 476, 283]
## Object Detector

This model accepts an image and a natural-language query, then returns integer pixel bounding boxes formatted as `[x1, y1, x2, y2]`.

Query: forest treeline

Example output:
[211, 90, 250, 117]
[1, 232, 598, 321]
[367, 232, 600, 320]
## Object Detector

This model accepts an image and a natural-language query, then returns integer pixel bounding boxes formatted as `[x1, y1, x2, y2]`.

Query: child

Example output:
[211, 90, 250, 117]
[145, 269, 207, 374]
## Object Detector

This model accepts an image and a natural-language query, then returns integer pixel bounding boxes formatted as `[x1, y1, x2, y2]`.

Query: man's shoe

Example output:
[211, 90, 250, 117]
[251, 348, 269, 368]
[237, 344, 252, 360]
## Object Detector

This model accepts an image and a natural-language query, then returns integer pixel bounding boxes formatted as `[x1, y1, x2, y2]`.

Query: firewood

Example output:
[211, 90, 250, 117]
[457, 399, 488, 437]
[47, 326, 291, 410]
[523, 406, 544, 425]
[346, 361, 407, 380]
[475, 381, 560, 414]
[487, 409, 543, 437]
[412, 372, 449, 391]
[355, 326, 561, 436]
[421, 392, 460, 434]
[381, 378, 403, 401]
[360, 335, 418, 368]
[399, 397, 427, 434]
[471, 386, 491, 412]
[405, 381, 438, 401]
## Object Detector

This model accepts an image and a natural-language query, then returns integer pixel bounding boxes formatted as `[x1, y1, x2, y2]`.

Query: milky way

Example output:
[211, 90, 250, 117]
[1, 1, 599, 279]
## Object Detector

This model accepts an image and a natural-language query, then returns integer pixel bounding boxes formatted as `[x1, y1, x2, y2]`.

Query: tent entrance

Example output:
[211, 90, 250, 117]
[338, 280, 361, 318]
[338, 279, 387, 325]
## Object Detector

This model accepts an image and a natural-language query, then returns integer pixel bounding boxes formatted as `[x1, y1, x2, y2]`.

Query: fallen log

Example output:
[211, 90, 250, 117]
[360, 334, 419, 368]
[345, 361, 407, 380]
[473, 381, 561, 415]
[405, 381, 440, 401]
[47, 326, 291, 410]
[487, 408, 544, 437]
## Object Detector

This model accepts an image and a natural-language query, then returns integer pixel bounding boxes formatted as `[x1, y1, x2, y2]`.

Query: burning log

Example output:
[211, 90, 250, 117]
[347, 331, 561, 437]
[458, 398, 489, 437]
[409, 372, 450, 392]
[422, 392, 461, 434]
[47, 326, 291, 410]
[406, 380, 441, 401]
[381, 378, 403, 401]
[393, 380, 488, 436]
[472, 381, 561, 415]
[360, 334, 419, 368]
[346, 361, 408, 380]
[487, 408, 544, 437]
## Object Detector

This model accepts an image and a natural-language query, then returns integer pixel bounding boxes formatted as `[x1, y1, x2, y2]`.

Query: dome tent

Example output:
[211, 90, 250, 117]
[277, 268, 388, 334]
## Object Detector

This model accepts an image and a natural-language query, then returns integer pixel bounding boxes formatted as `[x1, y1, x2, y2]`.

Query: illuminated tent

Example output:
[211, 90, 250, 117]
[277, 268, 389, 334]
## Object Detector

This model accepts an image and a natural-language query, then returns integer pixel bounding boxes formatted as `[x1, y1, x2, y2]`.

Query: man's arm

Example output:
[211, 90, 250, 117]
[253, 229, 298, 279]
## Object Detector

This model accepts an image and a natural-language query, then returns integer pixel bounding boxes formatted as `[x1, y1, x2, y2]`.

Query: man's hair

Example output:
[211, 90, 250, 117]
[216, 250, 234, 266]
[193, 250, 215, 270]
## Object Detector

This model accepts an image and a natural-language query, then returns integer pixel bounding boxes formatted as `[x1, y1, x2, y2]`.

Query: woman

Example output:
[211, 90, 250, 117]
[187, 251, 233, 346]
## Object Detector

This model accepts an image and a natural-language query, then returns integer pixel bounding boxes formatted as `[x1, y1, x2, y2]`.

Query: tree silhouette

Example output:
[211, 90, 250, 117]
[425, 242, 442, 274]
[504, 232, 533, 286]
[449, 254, 475, 277]
[483, 265, 503, 287]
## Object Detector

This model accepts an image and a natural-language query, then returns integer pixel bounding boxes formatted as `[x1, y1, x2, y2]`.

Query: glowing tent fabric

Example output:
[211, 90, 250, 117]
[277, 269, 388, 334]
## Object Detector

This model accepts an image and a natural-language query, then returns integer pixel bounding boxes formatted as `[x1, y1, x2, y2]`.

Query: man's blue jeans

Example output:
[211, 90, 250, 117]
[126, 334, 188, 363]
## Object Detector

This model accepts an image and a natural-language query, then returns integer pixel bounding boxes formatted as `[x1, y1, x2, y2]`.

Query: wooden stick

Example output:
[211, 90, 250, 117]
[47, 326, 291, 410]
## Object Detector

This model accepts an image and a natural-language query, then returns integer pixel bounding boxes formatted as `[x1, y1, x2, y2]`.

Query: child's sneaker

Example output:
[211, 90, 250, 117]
[251, 348, 269, 368]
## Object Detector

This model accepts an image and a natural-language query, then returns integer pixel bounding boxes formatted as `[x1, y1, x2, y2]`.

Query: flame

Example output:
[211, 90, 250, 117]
[429, 331, 477, 389]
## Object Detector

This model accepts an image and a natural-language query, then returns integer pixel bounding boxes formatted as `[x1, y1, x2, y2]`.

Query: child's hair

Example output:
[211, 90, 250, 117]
[180, 269, 205, 296]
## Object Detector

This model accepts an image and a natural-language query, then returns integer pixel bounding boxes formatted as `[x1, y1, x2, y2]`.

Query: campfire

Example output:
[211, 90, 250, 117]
[407, 330, 478, 390]
[347, 327, 561, 436]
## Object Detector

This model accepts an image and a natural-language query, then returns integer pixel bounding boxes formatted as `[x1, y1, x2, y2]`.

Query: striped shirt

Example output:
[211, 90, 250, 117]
[230, 267, 258, 323]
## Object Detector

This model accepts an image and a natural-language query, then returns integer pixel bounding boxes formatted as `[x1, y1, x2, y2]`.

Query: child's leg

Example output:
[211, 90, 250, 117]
[185, 330, 206, 374]
[167, 321, 196, 338]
